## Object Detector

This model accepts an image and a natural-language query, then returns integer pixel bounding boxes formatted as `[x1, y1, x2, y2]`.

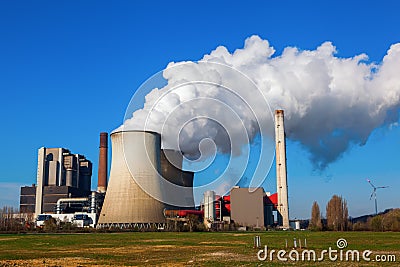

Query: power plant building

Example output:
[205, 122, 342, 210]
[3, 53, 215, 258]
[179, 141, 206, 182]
[230, 187, 272, 228]
[22, 147, 93, 216]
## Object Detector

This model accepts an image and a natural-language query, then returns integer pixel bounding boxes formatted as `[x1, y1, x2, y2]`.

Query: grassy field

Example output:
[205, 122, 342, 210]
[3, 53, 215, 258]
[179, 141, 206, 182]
[0, 231, 399, 266]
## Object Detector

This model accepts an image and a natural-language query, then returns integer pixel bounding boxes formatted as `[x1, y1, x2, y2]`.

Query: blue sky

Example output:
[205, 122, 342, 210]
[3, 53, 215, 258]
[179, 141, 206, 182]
[0, 1, 399, 218]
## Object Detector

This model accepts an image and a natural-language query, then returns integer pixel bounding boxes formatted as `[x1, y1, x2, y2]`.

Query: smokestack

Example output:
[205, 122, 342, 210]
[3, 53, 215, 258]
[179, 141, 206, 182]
[97, 132, 108, 193]
[275, 110, 289, 228]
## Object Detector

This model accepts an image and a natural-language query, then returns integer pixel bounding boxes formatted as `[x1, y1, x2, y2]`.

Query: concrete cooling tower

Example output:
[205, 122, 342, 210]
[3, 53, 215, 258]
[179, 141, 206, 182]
[97, 131, 195, 229]
[97, 131, 166, 228]
[161, 149, 195, 208]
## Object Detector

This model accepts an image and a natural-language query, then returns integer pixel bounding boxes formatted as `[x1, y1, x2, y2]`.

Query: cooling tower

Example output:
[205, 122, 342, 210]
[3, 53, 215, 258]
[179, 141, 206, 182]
[97, 131, 167, 228]
[97, 132, 108, 193]
[275, 110, 289, 229]
[160, 149, 195, 208]
[160, 149, 183, 185]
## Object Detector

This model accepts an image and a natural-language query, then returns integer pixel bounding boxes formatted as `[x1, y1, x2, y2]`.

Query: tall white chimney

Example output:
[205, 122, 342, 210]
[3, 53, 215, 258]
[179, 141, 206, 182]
[275, 110, 289, 228]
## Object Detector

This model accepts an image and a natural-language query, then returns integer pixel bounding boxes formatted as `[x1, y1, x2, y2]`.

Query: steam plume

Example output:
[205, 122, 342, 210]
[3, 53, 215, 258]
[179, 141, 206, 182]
[121, 35, 400, 169]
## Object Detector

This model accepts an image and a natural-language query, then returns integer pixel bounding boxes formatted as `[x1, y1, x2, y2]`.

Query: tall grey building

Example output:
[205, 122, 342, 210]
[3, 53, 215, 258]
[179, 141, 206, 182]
[34, 147, 92, 216]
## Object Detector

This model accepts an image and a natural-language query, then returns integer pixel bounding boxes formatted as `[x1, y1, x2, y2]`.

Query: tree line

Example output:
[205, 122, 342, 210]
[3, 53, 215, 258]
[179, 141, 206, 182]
[309, 195, 400, 231]
[0, 206, 24, 232]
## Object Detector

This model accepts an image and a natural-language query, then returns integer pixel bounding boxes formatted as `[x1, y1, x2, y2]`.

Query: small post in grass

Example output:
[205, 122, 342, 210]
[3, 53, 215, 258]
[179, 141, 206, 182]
[253, 235, 261, 248]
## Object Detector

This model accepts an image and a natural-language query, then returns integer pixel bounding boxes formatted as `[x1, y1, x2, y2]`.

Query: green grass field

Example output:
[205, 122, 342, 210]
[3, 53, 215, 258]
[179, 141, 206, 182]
[0, 231, 399, 266]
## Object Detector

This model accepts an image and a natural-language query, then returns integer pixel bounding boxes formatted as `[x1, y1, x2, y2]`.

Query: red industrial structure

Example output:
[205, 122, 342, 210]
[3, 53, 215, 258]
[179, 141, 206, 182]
[163, 190, 279, 227]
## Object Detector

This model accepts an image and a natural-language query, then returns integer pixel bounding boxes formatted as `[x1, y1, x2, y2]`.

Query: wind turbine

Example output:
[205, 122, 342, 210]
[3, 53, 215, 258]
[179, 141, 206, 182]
[367, 179, 388, 215]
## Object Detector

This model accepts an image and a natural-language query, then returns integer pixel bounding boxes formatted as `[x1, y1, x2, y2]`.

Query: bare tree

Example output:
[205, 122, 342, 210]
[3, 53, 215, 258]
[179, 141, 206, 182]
[326, 195, 349, 231]
[186, 214, 199, 232]
[0, 206, 22, 232]
[369, 216, 384, 231]
[309, 201, 322, 230]
[382, 209, 400, 231]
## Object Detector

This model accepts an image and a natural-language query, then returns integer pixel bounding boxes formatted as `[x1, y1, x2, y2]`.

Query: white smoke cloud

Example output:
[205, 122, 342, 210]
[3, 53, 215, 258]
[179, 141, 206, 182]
[121, 35, 400, 169]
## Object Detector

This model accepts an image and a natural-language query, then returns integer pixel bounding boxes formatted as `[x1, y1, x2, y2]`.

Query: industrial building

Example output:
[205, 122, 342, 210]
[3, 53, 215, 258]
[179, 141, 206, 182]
[230, 187, 273, 228]
[20, 148, 93, 216]
[34, 147, 92, 215]
[20, 133, 109, 227]
[197, 188, 276, 230]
